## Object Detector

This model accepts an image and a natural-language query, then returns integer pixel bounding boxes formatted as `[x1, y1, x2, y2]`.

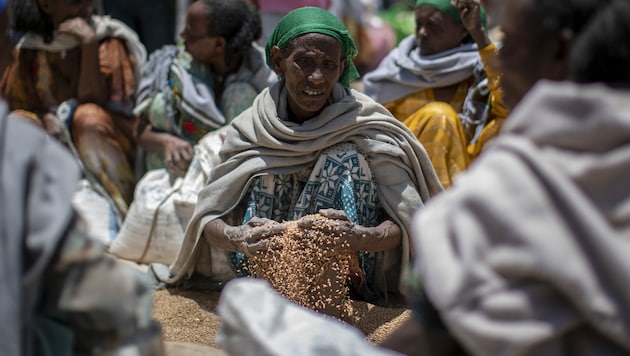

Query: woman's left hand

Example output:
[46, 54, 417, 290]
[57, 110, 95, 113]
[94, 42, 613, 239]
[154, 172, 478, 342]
[297, 209, 402, 252]
[452, 0, 491, 48]
[163, 135, 194, 177]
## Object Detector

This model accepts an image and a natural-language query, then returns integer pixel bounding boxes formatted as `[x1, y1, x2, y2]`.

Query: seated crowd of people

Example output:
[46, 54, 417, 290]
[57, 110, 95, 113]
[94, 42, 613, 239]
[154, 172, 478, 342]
[1, 0, 630, 354]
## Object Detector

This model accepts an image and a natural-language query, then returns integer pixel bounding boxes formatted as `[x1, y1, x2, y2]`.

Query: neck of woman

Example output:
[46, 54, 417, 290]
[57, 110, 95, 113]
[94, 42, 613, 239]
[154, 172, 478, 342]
[212, 54, 244, 82]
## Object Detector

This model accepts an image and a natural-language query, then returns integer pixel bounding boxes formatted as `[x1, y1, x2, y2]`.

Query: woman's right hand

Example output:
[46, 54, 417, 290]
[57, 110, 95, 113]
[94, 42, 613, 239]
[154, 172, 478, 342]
[163, 136, 194, 177]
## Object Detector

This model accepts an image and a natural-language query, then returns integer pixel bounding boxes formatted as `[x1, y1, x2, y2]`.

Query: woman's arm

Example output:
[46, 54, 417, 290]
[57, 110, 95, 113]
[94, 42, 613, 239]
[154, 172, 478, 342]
[456, 0, 508, 119]
[455, 0, 491, 49]
[137, 118, 194, 176]
[57, 18, 108, 105]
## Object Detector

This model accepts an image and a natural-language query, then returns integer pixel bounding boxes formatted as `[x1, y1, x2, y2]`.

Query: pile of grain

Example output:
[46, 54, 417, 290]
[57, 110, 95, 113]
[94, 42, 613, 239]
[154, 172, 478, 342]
[246, 214, 353, 317]
[153, 289, 223, 348]
[150, 214, 413, 351]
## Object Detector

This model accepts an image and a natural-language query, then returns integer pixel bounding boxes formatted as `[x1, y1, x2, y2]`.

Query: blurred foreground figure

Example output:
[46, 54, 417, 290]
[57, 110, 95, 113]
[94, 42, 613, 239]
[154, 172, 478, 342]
[0, 100, 163, 356]
[387, 0, 630, 354]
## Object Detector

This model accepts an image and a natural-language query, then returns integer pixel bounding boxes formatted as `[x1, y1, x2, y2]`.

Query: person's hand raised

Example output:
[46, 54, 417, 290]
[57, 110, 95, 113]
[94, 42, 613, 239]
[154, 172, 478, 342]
[452, 0, 491, 48]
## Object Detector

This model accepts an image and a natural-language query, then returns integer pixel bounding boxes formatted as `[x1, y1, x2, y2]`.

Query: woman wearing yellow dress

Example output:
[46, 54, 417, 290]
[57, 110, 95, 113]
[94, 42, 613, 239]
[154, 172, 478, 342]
[363, 0, 508, 188]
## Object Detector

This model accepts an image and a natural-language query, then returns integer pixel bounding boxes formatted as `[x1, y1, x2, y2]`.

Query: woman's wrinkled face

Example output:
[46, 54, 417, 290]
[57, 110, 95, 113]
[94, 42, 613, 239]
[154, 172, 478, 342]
[41, 0, 95, 28]
[180, 1, 220, 64]
[415, 5, 467, 55]
[271, 33, 346, 123]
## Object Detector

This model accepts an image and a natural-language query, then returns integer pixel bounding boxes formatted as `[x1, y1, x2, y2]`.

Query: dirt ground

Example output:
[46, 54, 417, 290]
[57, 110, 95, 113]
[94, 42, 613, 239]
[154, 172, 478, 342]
[152, 287, 412, 351]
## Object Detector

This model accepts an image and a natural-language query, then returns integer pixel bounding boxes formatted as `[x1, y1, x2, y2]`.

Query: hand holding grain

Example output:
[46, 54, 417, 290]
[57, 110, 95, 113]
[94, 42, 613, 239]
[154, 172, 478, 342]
[297, 209, 402, 252]
[204, 217, 277, 256]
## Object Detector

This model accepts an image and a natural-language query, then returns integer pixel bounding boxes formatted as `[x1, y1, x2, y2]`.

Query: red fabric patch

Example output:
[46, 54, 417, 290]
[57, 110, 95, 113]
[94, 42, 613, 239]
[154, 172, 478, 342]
[183, 121, 196, 133]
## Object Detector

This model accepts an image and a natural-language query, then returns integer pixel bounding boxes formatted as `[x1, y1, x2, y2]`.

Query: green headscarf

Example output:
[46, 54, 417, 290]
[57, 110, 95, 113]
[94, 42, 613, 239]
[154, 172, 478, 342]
[265, 6, 359, 87]
[415, 0, 488, 38]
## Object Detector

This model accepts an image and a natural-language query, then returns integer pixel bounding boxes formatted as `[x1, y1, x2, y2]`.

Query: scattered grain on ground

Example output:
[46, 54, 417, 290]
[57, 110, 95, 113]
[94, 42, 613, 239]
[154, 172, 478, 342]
[153, 288, 411, 349]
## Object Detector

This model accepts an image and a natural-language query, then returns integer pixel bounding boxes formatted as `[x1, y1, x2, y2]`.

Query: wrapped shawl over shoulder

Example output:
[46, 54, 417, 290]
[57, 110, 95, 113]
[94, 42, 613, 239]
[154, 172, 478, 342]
[165, 81, 443, 284]
[17, 15, 147, 84]
[413, 81, 630, 355]
[363, 35, 484, 104]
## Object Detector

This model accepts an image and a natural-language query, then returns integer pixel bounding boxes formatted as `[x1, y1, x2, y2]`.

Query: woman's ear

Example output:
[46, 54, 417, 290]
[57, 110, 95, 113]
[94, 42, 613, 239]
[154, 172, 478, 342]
[270, 46, 285, 76]
[214, 36, 226, 52]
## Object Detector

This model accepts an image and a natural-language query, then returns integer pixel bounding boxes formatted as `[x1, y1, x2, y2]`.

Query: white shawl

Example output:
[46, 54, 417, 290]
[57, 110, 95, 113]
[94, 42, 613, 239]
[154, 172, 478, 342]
[413, 81, 630, 355]
[165, 81, 443, 288]
[362, 35, 484, 104]
[17, 15, 147, 85]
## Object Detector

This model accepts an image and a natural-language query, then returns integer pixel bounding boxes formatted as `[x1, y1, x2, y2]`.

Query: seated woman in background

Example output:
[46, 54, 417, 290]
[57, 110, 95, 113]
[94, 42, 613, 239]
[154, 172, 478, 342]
[154, 6, 443, 313]
[385, 0, 630, 354]
[363, 0, 508, 188]
[0, 0, 146, 216]
[134, 0, 276, 176]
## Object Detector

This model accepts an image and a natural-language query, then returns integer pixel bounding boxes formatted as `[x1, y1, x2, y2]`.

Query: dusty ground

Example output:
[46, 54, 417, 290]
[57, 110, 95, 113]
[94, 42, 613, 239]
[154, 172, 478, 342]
[152, 287, 411, 351]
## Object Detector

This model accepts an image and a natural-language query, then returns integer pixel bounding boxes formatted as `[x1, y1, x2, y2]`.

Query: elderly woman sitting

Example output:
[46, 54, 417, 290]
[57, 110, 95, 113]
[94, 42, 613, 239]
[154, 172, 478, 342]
[155, 6, 443, 314]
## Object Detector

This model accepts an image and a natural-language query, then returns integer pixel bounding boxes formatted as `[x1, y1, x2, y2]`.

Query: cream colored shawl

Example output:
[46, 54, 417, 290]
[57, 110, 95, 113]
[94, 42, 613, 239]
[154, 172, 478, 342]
[17, 15, 147, 85]
[165, 81, 443, 287]
[413, 81, 630, 355]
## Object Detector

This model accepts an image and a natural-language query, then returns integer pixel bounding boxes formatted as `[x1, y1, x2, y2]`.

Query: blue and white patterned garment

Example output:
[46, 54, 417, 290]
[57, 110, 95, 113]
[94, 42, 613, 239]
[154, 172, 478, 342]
[230, 143, 382, 301]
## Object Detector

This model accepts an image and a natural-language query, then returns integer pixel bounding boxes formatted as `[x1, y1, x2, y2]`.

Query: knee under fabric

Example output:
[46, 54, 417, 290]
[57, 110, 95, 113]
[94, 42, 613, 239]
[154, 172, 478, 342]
[402, 101, 463, 139]
[402, 102, 470, 188]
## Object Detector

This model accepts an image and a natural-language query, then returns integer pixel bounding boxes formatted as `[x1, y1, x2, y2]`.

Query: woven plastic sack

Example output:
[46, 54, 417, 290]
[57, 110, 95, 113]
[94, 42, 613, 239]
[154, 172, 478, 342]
[109, 169, 185, 265]
[109, 128, 226, 265]
[72, 179, 120, 247]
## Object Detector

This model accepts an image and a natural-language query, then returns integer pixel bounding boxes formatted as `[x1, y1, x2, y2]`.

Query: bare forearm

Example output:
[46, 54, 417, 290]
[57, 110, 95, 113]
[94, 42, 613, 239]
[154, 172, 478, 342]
[203, 218, 241, 252]
[354, 220, 401, 252]
[470, 28, 491, 49]
[78, 40, 107, 104]
[138, 125, 173, 153]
